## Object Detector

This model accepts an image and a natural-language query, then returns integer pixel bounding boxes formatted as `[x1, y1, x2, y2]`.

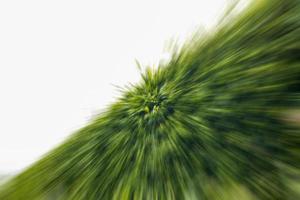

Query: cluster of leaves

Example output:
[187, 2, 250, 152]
[1, 0, 300, 199]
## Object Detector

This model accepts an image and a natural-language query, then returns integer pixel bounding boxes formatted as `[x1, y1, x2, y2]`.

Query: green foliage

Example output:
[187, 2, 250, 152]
[1, 0, 300, 199]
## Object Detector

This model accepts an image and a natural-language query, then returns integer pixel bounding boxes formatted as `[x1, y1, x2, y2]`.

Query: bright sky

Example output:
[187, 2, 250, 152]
[0, 0, 248, 173]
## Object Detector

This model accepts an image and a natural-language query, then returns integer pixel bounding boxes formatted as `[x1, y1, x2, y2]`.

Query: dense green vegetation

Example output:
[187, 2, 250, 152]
[1, 0, 300, 199]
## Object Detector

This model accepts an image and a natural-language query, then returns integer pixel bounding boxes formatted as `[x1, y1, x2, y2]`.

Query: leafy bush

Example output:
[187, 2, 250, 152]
[1, 0, 300, 199]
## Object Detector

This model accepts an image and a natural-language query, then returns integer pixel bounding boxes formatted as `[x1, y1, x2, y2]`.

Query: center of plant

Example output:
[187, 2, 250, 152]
[143, 94, 165, 114]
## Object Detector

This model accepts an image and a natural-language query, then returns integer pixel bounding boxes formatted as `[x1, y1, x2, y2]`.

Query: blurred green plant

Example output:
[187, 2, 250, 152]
[1, 0, 300, 199]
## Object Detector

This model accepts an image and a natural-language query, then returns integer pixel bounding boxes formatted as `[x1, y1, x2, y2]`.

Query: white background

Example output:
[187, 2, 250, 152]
[0, 0, 247, 173]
